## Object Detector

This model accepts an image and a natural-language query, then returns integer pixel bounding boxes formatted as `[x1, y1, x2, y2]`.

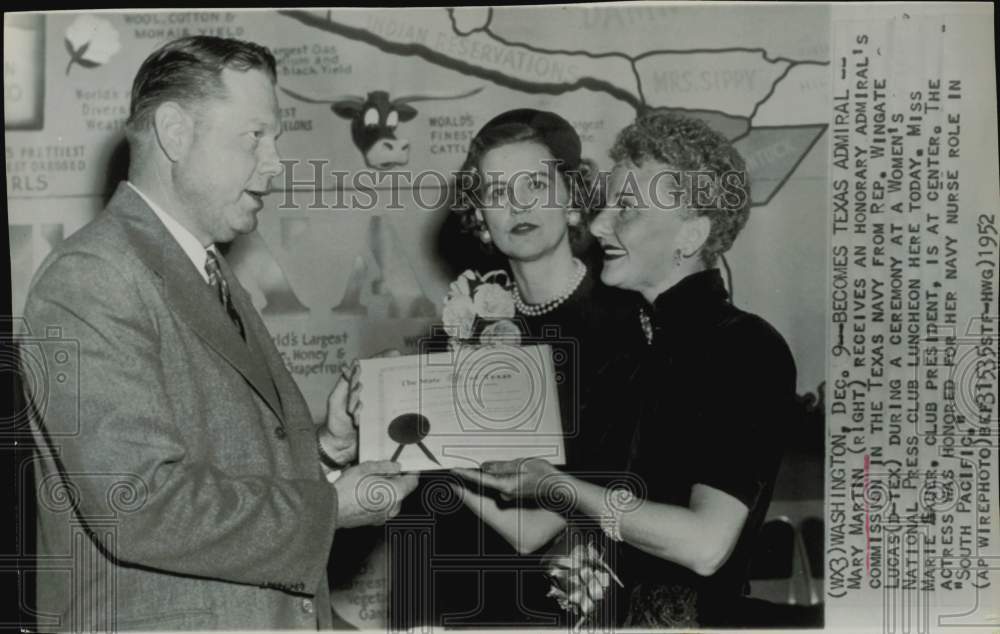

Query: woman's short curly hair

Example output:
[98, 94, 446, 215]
[609, 110, 751, 266]
[452, 109, 598, 254]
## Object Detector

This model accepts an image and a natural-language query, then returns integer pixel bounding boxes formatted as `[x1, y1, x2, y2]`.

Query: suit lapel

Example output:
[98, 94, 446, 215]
[226, 270, 325, 480]
[110, 184, 285, 424]
[216, 252, 284, 419]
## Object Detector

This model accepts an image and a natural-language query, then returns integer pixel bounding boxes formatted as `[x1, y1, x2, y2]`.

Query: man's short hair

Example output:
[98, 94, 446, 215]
[610, 110, 751, 266]
[125, 35, 277, 143]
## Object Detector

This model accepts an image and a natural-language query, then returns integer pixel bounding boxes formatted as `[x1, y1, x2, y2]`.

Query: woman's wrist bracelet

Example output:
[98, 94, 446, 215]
[601, 488, 634, 542]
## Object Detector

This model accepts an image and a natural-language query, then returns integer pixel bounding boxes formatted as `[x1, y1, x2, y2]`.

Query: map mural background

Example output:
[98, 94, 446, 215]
[5, 5, 830, 626]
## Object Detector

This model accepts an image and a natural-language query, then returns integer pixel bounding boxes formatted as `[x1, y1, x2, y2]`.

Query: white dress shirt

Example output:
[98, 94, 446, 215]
[126, 181, 214, 283]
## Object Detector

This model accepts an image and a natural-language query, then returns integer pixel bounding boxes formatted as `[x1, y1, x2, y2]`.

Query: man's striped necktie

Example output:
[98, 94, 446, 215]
[204, 249, 245, 340]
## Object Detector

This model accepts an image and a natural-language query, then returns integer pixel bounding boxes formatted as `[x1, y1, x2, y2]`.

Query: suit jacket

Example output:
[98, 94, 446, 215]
[23, 183, 339, 631]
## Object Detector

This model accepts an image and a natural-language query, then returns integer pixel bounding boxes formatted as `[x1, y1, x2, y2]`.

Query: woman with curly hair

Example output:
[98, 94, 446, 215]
[391, 108, 641, 628]
[462, 110, 798, 628]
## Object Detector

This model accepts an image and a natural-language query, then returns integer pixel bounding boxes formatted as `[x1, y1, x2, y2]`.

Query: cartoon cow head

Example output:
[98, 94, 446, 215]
[281, 86, 483, 170]
[331, 91, 415, 169]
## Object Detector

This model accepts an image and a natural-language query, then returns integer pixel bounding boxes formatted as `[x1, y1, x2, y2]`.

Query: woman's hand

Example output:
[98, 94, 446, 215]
[454, 457, 561, 501]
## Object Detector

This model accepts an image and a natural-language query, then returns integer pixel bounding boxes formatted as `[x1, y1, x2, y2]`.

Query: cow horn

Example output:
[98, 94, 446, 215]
[393, 86, 484, 105]
[280, 86, 365, 106]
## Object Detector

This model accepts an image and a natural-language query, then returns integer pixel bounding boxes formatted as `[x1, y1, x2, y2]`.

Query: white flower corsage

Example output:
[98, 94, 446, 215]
[441, 269, 520, 348]
[546, 541, 623, 629]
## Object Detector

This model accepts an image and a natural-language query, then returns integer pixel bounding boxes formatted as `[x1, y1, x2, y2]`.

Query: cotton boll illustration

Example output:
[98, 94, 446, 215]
[64, 15, 122, 75]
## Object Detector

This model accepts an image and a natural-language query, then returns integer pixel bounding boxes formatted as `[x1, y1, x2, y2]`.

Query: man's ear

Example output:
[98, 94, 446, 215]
[679, 214, 711, 258]
[153, 101, 193, 162]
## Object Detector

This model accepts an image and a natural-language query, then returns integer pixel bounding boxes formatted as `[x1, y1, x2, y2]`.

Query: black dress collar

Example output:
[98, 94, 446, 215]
[642, 269, 730, 342]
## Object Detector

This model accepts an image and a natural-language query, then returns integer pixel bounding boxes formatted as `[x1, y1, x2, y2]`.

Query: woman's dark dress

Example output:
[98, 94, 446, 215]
[615, 269, 798, 628]
[388, 269, 643, 628]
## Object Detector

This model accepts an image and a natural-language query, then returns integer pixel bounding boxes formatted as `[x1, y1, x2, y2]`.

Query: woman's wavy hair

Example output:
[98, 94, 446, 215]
[452, 109, 598, 255]
[609, 110, 751, 266]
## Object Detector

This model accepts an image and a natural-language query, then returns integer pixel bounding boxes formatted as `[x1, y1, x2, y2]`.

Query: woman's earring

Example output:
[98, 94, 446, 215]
[474, 209, 491, 243]
[566, 210, 581, 227]
[672, 249, 682, 266]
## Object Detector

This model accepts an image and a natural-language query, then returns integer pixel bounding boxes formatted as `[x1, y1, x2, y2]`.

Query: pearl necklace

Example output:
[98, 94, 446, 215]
[512, 258, 587, 316]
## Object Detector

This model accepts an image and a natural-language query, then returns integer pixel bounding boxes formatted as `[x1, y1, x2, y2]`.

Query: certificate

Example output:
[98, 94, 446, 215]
[357, 344, 565, 471]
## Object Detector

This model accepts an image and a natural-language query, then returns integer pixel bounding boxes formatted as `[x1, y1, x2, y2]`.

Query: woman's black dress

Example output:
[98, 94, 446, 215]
[389, 269, 643, 628]
[614, 269, 798, 628]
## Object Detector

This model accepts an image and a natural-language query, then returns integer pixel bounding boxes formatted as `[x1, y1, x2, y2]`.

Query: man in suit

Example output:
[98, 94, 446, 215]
[22, 36, 417, 631]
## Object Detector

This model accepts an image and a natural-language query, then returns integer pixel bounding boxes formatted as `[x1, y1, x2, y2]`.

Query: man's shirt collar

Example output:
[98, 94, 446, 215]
[127, 181, 213, 283]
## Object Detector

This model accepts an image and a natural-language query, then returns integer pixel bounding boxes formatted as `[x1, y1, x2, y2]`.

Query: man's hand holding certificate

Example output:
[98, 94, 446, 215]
[357, 344, 566, 471]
